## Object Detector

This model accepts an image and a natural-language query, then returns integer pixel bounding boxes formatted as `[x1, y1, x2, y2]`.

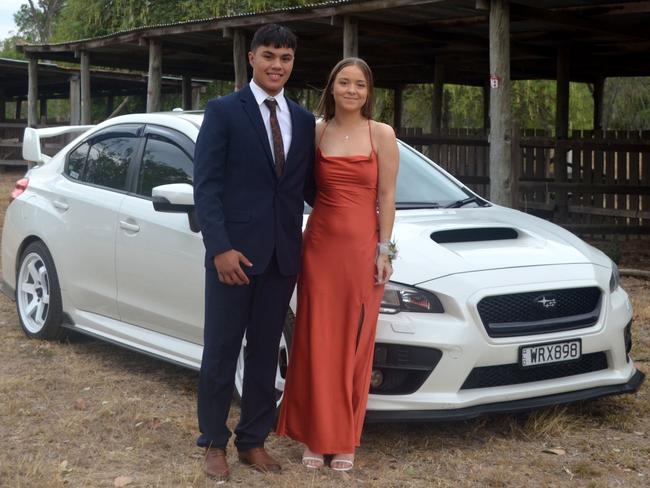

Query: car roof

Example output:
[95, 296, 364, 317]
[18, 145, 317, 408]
[101, 111, 205, 129]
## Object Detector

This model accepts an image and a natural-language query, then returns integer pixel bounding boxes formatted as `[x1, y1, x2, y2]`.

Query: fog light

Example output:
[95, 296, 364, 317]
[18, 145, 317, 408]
[370, 369, 384, 389]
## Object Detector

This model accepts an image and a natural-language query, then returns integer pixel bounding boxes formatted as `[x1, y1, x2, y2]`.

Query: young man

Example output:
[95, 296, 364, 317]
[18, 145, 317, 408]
[193, 24, 315, 480]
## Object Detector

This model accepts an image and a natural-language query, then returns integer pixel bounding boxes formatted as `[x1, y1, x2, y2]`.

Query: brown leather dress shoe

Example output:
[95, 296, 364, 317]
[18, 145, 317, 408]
[204, 447, 229, 480]
[238, 446, 282, 473]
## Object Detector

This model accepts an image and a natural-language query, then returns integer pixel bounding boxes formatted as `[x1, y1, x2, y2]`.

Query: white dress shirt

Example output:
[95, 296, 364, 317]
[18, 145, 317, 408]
[249, 79, 292, 161]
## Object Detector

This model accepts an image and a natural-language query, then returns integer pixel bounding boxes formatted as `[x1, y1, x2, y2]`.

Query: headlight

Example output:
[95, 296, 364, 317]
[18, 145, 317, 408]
[609, 261, 620, 292]
[380, 282, 444, 314]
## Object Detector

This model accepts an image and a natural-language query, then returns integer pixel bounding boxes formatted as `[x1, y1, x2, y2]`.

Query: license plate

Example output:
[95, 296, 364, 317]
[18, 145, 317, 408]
[519, 339, 581, 368]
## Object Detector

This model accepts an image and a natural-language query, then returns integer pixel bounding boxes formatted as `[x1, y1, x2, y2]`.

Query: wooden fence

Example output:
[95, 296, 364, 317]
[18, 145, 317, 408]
[398, 128, 650, 236]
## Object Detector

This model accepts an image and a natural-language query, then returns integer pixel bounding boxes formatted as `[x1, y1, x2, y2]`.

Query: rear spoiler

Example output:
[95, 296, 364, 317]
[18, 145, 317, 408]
[23, 125, 94, 165]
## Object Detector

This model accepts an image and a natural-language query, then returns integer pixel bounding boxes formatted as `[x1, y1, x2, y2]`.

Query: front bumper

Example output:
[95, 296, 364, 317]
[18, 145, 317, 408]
[366, 263, 638, 415]
[366, 369, 645, 422]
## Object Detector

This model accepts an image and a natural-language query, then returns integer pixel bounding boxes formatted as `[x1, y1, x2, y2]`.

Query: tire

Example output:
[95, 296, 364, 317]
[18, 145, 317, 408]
[234, 309, 295, 408]
[15, 241, 65, 340]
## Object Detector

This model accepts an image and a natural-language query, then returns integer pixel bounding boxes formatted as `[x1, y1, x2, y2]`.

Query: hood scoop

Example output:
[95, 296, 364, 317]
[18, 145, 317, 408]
[431, 227, 519, 244]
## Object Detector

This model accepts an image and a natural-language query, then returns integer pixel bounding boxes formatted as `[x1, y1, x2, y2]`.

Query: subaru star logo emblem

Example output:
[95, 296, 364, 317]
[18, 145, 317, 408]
[534, 295, 557, 309]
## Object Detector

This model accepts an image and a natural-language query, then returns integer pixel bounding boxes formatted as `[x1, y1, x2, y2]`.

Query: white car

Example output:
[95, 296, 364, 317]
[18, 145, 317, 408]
[1, 112, 643, 421]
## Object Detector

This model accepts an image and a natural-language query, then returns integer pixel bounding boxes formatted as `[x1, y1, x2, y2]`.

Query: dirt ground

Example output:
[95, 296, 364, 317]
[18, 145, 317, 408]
[0, 168, 648, 488]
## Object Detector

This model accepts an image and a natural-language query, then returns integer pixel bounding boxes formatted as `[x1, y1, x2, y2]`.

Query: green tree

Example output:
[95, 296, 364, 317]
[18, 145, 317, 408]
[14, 0, 65, 43]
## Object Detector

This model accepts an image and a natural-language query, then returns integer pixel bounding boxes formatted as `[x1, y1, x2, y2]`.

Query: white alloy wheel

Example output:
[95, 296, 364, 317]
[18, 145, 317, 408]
[234, 315, 293, 407]
[16, 242, 64, 340]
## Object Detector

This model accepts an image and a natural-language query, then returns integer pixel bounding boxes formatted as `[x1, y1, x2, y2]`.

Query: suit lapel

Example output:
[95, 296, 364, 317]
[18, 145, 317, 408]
[239, 84, 275, 173]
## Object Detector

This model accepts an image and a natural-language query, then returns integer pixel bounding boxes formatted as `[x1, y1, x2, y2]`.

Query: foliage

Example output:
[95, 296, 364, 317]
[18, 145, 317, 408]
[603, 77, 650, 130]
[53, 0, 327, 41]
[0, 36, 27, 59]
[14, 0, 65, 43]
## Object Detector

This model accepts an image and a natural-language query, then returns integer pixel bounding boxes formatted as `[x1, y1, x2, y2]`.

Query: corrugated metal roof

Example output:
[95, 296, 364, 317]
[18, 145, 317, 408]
[25, 0, 355, 47]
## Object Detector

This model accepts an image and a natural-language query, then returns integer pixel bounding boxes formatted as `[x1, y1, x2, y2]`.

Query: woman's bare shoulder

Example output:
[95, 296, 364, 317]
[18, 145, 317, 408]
[370, 120, 397, 143]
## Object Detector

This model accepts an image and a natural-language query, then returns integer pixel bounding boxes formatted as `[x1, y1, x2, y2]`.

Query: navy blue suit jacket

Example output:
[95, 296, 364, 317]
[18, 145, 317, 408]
[193, 84, 315, 276]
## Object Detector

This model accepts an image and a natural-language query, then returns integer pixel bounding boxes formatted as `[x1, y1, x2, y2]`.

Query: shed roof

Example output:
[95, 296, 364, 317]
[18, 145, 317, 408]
[0, 58, 186, 100]
[19, 0, 650, 87]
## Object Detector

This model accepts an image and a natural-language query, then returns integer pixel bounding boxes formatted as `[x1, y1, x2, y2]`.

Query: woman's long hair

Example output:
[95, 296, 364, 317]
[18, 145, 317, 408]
[316, 57, 374, 121]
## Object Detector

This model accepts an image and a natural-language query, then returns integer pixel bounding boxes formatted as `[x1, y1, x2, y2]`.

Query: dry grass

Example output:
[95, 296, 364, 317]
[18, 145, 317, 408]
[0, 169, 648, 487]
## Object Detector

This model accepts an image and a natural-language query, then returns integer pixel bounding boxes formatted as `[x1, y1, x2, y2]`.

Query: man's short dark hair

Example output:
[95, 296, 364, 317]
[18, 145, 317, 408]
[250, 24, 297, 52]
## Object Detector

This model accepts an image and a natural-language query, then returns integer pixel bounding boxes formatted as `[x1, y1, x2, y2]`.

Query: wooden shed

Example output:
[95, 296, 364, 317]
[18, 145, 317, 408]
[15, 0, 650, 233]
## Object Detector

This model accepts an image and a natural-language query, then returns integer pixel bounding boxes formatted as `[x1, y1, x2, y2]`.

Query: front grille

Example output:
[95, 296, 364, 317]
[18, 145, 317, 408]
[477, 287, 602, 337]
[460, 352, 608, 389]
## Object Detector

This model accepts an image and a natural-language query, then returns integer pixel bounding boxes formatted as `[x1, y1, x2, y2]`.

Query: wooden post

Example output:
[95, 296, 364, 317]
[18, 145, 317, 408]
[192, 86, 201, 109]
[343, 16, 359, 58]
[28, 57, 38, 127]
[488, 0, 513, 206]
[39, 96, 47, 124]
[233, 29, 247, 91]
[182, 75, 193, 110]
[432, 61, 445, 131]
[0, 90, 5, 122]
[147, 39, 162, 113]
[80, 51, 91, 124]
[106, 94, 114, 118]
[15, 99, 22, 120]
[593, 77, 604, 130]
[555, 46, 570, 222]
[69, 75, 81, 125]
[483, 80, 490, 129]
[393, 85, 403, 132]
[511, 124, 521, 209]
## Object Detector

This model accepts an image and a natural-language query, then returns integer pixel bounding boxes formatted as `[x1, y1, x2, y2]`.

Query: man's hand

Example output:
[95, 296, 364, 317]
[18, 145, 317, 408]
[213, 250, 253, 285]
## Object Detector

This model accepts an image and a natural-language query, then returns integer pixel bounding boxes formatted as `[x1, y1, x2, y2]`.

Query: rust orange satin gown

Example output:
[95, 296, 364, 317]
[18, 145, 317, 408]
[276, 122, 384, 453]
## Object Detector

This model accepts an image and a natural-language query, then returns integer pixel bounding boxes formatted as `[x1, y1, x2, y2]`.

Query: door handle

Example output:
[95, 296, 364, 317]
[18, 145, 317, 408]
[53, 200, 69, 211]
[119, 220, 140, 233]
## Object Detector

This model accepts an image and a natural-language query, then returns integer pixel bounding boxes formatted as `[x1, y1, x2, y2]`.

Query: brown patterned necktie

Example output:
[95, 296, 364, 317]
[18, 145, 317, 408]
[264, 98, 285, 178]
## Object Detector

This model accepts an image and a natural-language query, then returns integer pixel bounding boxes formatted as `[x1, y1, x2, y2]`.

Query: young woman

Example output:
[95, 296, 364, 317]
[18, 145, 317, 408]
[276, 58, 399, 471]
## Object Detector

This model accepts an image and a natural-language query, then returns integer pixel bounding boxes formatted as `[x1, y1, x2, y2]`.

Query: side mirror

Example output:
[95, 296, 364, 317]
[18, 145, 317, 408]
[151, 183, 200, 232]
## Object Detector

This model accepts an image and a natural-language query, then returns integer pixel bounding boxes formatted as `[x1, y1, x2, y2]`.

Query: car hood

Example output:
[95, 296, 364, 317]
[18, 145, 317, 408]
[385, 205, 612, 284]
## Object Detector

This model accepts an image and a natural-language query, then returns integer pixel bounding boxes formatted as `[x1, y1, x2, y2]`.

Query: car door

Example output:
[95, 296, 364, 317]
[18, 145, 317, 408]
[52, 124, 143, 319]
[115, 125, 205, 344]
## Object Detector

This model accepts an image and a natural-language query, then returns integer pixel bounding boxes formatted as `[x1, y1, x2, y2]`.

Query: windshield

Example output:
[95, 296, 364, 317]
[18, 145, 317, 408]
[395, 142, 473, 208]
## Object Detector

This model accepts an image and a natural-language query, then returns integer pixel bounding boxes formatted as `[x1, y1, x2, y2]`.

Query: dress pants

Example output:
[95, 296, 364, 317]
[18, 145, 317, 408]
[197, 253, 296, 450]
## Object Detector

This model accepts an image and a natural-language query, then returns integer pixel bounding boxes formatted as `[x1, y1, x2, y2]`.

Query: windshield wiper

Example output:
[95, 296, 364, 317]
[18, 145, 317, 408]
[396, 202, 442, 209]
[445, 196, 486, 208]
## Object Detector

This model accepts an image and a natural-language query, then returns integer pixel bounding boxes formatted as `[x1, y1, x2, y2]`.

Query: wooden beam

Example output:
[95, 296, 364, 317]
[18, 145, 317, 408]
[488, 0, 512, 207]
[393, 85, 403, 130]
[233, 29, 247, 91]
[80, 51, 91, 124]
[147, 39, 162, 112]
[39, 95, 47, 123]
[482, 80, 489, 129]
[27, 57, 38, 127]
[182, 75, 192, 110]
[0, 90, 5, 122]
[593, 77, 604, 130]
[106, 94, 114, 117]
[555, 46, 570, 222]
[343, 16, 359, 58]
[69, 75, 80, 125]
[431, 60, 444, 131]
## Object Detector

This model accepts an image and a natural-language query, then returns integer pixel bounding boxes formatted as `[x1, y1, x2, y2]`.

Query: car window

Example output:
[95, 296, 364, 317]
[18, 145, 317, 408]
[395, 143, 470, 207]
[83, 136, 139, 191]
[137, 134, 193, 197]
[66, 142, 90, 181]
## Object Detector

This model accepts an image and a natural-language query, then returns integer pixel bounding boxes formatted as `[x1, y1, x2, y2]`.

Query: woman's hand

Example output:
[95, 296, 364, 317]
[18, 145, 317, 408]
[375, 254, 393, 285]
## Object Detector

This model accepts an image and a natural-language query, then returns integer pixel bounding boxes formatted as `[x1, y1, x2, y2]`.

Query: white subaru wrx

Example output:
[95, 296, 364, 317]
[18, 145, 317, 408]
[1, 112, 644, 421]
